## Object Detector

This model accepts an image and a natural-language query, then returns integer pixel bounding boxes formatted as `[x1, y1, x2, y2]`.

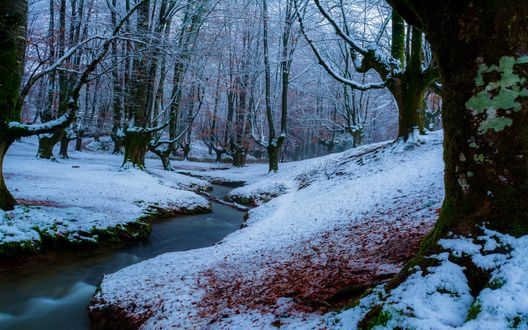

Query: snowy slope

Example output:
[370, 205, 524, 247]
[325, 228, 528, 330]
[0, 137, 212, 255]
[90, 132, 446, 329]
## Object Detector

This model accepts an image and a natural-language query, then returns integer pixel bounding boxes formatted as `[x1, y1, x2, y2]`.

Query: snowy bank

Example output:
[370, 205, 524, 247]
[326, 228, 528, 330]
[176, 163, 269, 187]
[0, 138, 211, 258]
[90, 132, 446, 329]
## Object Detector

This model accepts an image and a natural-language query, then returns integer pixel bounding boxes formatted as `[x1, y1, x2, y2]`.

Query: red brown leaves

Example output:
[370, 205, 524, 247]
[16, 198, 64, 208]
[196, 198, 437, 321]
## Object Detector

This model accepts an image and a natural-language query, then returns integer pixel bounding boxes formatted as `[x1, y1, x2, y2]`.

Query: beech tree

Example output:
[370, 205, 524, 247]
[297, 0, 438, 141]
[0, 0, 144, 210]
[253, 0, 299, 173]
[121, 0, 210, 169]
[384, 0, 528, 244]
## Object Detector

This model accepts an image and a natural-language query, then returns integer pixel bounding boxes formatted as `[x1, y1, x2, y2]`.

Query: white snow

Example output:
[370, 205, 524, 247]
[0, 137, 211, 250]
[91, 132, 447, 328]
[323, 227, 528, 330]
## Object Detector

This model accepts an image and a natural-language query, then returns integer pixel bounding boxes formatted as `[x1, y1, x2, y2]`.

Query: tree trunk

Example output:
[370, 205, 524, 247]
[37, 132, 60, 160]
[232, 150, 246, 167]
[0, 0, 27, 211]
[150, 148, 172, 171]
[392, 80, 423, 140]
[267, 145, 280, 173]
[391, 25, 426, 141]
[0, 140, 17, 211]
[110, 0, 123, 155]
[111, 127, 123, 154]
[391, 0, 528, 244]
[182, 144, 191, 160]
[75, 133, 83, 151]
[214, 149, 224, 163]
[161, 155, 171, 171]
[122, 130, 150, 169]
[59, 133, 69, 159]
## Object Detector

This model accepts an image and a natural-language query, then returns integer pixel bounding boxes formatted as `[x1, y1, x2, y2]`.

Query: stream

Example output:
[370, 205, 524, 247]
[0, 185, 244, 330]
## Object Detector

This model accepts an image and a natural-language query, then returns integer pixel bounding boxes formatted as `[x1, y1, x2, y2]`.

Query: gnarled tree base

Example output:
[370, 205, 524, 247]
[122, 130, 151, 169]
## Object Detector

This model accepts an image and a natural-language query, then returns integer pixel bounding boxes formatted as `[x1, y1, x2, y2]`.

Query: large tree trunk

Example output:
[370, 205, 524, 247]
[122, 0, 150, 168]
[0, 0, 28, 211]
[0, 140, 16, 211]
[122, 130, 150, 169]
[37, 133, 60, 159]
[392, 80, 423, 139]
[390, 23, 426, 141]
[391, 0, 528, 245]
[232, 149, 246, 167]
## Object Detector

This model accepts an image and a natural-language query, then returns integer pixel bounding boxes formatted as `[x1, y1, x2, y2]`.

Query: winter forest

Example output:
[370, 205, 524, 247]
[0, 0, 527, 329]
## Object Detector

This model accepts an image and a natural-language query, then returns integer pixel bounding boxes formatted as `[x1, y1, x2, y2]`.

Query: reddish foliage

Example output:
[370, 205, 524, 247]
[196, 198, 437, 321]
[16, 198, 64, 208]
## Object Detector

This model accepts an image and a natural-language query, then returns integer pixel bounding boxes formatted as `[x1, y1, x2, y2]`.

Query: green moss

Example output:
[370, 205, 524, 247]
[436, 288, 460, 298]
[367, 310, 392, 329]
[0, 240, 39, 257]
[488, 278, 506, 289]
[511, 315, 524, 328]
[466, 56, 528, 134]
[465, 301, 481, 321]
[479, 116, 513, 133]
[1, 219, 152, 259]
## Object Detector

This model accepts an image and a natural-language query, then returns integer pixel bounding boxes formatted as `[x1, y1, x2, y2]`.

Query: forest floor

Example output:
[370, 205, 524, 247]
[0, 137, 212, 259]
[90, 132, 453, 328]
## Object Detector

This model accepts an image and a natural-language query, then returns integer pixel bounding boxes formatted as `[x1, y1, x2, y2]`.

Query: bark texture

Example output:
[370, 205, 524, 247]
[0, 0, 27, 210]
[123, 130, 151, 169]
[388, 0, 528, 245]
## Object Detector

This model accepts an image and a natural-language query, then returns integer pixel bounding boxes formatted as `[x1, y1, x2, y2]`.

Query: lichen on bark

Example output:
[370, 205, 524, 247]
[466, 56, 528, 134]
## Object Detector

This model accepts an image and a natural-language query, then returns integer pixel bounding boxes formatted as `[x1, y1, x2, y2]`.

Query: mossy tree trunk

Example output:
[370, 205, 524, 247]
[149, 146, 172, 171]
[303, 4, 438, 142]
[0, 0, 27, 210]
[0, 140, 17, 210]
[123, 130, 151, 169]
[388, 0, 528, 243]
[259, 0, 295, 173]
[388, 15, 429, 140]
[38, 0, 70, 160]
[232, 149, 246, 167]
[37, 131, 63, 159]
[122, 0, 150, 169]
[267, 143, 281, 173]
[160, 154, 171, 171]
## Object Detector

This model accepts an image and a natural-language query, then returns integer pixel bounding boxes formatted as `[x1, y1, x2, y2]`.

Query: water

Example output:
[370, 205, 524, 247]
[0, 185, 244, 330]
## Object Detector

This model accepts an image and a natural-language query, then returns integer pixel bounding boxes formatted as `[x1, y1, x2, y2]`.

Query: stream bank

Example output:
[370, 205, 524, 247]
[0, 185, 245, 330]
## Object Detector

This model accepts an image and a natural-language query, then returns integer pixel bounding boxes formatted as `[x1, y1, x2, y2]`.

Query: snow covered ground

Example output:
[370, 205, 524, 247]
[90, 132, 453, 328]
[327, 227, 528, 329]
[176, 162, 269, 187]
[0, 137, 212, 256]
